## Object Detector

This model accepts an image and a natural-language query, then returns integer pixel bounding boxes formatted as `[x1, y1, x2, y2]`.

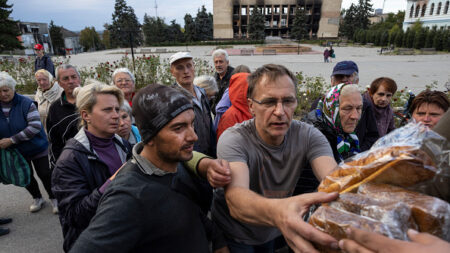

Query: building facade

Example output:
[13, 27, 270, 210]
[403, 0, 450, 30]
[17, 22, 54, 55]
[213, 0, 342, 39]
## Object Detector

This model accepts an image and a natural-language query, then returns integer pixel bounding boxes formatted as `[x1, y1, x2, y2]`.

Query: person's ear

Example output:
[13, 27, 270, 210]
[248, 98, 255, 117]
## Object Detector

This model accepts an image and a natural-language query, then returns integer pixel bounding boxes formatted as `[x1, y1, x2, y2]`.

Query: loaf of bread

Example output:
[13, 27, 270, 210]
[318, 146, 436, 193]
[358, 183, 450, 241]
[309, 205, 398, 252]
[329, 192, 415, 240]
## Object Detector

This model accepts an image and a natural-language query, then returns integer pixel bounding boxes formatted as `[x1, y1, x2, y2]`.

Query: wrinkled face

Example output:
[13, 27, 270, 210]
[371, 84, 393, 108]
[150, 110, 198, 163]
[331, 74, 357, 86]
[117, 110, 132, 139]
[35, 73, 51, 91]
[0, 86, 14, 103]
[412, 103, 446, 129]
[339, 93, 363, 133]
[214, 54, 229, 74]
[58, 68, 81, 96]
[82, 94, 120, 139]
[114, 72, 135, 98]
[171, 58, 195, 86]
[248, 74, 297, 146]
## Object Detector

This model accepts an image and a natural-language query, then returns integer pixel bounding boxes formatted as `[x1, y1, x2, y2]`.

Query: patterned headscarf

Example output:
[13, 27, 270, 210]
[316, 83, 360, 162]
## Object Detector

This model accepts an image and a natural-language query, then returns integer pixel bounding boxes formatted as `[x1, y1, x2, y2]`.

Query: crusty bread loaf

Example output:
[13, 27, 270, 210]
[309, 205, 398, 252]
[329, 192, 415, 240]
[318, 146, 436, 193]
[358, 183, 450, 241]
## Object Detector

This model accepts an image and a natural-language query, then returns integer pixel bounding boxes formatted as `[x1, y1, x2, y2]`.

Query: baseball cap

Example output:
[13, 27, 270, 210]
[169, 52, 193, 65]
[34, 44, 44, 50]
[332, 61, 359, 76]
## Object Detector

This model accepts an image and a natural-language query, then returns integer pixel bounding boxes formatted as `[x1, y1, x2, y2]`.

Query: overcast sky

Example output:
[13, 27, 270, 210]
[10, 0, 406, 32]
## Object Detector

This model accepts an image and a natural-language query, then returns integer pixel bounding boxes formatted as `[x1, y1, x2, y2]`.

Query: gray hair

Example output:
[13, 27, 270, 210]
[340, 84, 361, 98]
[56, 64, 80, 82]
[212, 49, 229, 62]
[74, 79, 124, 127]
[0, 71, 17, 91]
[194, 75, 218, 94]
[120, 101, 132, 117]
[111, 68, 135, 84]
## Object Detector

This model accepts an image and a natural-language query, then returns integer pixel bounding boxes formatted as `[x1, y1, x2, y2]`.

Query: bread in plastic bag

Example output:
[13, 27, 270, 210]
[318, 122, 446, 194]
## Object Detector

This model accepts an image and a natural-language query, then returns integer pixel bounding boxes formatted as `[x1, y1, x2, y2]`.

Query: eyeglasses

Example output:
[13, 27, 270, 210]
[251, 97, 297, 109]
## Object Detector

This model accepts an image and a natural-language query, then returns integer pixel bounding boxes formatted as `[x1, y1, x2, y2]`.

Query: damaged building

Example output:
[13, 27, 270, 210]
[213, 0, 342, 39]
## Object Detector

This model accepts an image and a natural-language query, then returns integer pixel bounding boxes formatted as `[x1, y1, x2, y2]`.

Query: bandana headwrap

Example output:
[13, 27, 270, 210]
[316, 83, 360, 162]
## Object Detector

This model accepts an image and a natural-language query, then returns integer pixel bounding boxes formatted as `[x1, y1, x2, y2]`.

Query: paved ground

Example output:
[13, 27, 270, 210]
[66, 44, 450, 93]
[0, 44, 449, 253]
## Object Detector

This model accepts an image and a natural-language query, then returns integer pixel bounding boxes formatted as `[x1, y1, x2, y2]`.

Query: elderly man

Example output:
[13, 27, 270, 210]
[311, 60, 379, 151]
[46, 64, 81, 168]
[212, 49, 234, 114]
[169, 52, 216, 157]
[34, 44, 55, 77]
[211, 64, 339, 252]
[70, 84, 227, 253]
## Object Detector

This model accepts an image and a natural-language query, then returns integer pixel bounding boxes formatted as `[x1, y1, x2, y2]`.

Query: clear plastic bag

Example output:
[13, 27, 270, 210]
[318, 122, 447, 195]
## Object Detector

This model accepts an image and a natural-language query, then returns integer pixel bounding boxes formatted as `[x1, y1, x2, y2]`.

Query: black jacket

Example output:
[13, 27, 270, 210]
[46, 92, 80, 168]
[355, 96, 380, 151]
[213, 65, 234, 114]
[52, 129, 131, 252]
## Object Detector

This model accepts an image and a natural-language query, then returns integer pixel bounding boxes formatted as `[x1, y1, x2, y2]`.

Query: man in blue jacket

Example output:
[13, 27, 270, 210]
[34, 44, 55, 77]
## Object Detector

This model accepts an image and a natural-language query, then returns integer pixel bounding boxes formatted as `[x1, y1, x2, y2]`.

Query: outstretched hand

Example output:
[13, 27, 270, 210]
[339, 227, 450, 253]
[274, 192, 339, 253]
[199, 158, 231, 188]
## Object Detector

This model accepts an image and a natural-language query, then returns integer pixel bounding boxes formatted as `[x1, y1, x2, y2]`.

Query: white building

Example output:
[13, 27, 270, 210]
[403, 0, 450, 30]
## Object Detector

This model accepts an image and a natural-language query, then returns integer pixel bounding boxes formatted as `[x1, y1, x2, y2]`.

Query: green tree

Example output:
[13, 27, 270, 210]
[142, 14, 168, 44]
[102, 23, 112, 49]
[194, 6, 213, 41]
[109, 0, 142, 48]
[414, 27, 426, 49]
[248, 6, 265, 40]
[388, 24, 401, 45]
[0, 0, 23, 52]
[291, 7, 309, 40]
[340, 4, 358, 38]
[433, 29, 444, 51]
[167, 19, 184, 42]
[184, 14, 195, 42]
[49, 20, 65, 55]
[356, 0, 373, 30]
[395, 29, 403, 47]
[425, 26, 437, 48]
[80, 27, 101, 51]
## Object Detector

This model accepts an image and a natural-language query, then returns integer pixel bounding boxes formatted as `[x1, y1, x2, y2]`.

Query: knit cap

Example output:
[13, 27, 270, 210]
[132, 84, 193, 143]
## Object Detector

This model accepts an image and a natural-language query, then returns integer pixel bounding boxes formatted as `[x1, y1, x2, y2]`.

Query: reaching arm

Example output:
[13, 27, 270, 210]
[310, 155, 338, 181]
[224, 161, 339, 253]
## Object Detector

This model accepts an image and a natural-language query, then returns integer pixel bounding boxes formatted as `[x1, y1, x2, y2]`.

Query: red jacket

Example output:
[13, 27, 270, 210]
[217, 73, 252, 140]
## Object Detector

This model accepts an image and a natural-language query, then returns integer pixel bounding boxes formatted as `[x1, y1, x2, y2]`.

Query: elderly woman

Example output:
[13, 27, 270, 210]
[34, 69, 63, 130]
[117, 102, 141, 147]
[304, 84, 363, 163]
[297, 84, 363, 195]
[0, 72, 57, 213]
[51, 80, 132, 252]
[111, 68, 135, 106]
[364, 77, 397, 137]
[410, 90, 449, 129]
[194, 75, 218, 106]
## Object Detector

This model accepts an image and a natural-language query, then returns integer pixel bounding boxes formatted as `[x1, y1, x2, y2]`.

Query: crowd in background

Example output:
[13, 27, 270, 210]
[0, 45, 449, 252]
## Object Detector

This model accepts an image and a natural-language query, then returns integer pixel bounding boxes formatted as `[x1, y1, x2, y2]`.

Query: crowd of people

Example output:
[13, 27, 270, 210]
[0, 45, 449, 253]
